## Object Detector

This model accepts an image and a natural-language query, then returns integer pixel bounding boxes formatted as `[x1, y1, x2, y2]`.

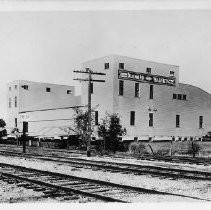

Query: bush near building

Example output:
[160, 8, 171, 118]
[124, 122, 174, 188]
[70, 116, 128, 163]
[0, 119, 7, 140]
[98, 113, 126, 154]
[127, 140, 207, 158]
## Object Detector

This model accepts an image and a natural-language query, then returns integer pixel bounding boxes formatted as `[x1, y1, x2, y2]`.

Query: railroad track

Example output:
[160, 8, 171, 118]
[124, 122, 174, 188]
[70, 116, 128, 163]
[0, 150, 211, 181]
[0, 162, 209, 202]
[1, 144, 210, 166]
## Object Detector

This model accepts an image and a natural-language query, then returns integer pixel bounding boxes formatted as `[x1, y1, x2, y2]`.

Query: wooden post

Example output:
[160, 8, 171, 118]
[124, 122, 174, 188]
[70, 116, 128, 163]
[73, 68, 105, 157]
[87, 69, 92, 157]
[22, 121, 27, 153]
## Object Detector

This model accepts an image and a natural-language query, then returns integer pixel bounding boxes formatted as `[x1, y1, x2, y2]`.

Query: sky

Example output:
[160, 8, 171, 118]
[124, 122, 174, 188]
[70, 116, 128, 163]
[1, 9, 211, 118]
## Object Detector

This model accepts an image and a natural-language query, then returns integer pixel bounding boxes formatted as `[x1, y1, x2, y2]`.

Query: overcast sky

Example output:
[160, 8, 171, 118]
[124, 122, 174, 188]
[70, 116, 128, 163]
[1, 9, 211, 119]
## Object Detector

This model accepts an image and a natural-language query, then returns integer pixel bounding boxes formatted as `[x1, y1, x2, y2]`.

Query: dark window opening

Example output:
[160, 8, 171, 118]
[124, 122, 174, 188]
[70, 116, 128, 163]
[14, 96, 17, 108]
[119, 80, 124, 96]
[119, 63, 124, 69]
[135, 83, 140, 97]
[173, 94, 177, 99]
[130, 111, 135, 126]
[15, 118, 17, 127]
[146, 68, 151, 74]
[15, 85, 17, 89]
[90, 83, 93, 94]
[9, 87, 11, 91]
[199, 116, 203, 129]
[149, 113, 153, 127]
[95, 111, 99, 125]
[170, 71, 175, 76]
[9, 98, 11, 108]
[178, 94, 182, 100]
[46, 87, 51, 92]
[105, 63, 109, 69]
[67, 90, 72, 94]
[183, 94, 187, 100]
[21, 85, 28, 90]
[150, 85, 153, 99]
[176, 115, 180, 128]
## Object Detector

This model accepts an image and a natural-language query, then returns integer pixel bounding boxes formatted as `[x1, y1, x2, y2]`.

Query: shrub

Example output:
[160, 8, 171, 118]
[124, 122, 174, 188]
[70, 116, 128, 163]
[129, 142, 146, 155]
[129, 142, 139, 155]
[187, 141, 200, 158]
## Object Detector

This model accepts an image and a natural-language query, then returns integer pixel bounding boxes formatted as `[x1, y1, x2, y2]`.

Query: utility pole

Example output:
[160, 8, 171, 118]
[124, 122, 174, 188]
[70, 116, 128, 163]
[74, 68, 105, 157]
[22, 121, 28, 153]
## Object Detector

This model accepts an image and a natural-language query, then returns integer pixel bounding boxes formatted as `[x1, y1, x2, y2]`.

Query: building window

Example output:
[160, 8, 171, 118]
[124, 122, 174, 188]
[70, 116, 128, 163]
[9, 87, 11, 91]
[67, 90, 72, 94]
[15, 118, 17, 127]
[14, 96, 17, 108]
[90, 83, 93, 94]
[170, 71, 175, 76]
[149, 85, 153, 99]
[183, 94, 187, 100]
[46, 87, 51, 92]
[178, 94, 182, 100]
[199, 116, 203, 129]
[130, 111, 135, 126]
[119, 80, 124, 96]
[146, 68, 151, 74]
[135, 83, 140, 97]
[119, 63, 124, 69]
[9, 98, 11, 108]
[95, 111, 99, 125]
[173, 94, 177, 99]
[21, 85, 28, 90]
[149, 113, 153, 127]
[176, 115, 180, 128]
[105, 63, 109, 69]
[15, 85, 17, 89]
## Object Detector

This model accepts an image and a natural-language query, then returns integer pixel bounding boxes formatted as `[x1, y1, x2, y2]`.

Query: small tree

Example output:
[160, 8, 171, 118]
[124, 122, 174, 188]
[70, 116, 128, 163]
[98, 113, 126, 154]
[73, 107, 94, 149]
[187, 140, 200, 158]
[0, 119, 7, 140]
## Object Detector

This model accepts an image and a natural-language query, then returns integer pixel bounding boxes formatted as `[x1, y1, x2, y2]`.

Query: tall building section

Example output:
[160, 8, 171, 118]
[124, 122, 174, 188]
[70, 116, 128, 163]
[81, 55, 211, 141]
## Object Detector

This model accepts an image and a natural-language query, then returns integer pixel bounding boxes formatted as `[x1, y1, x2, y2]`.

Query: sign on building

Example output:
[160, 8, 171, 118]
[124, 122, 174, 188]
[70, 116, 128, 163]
[19, 113, 30, 122]
[118, 69, 176, 86]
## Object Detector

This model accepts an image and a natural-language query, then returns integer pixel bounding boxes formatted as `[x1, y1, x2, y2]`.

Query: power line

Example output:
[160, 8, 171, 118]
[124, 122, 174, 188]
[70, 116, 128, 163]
[74, 78, 105, 82]
[26, 118, 75, 123]
[19, 105, 84, 114]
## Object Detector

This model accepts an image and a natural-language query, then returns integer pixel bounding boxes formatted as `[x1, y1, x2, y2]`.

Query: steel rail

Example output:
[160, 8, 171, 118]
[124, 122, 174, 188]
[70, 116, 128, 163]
[0, 162, 210, 202]
[0, 150, 210, 181]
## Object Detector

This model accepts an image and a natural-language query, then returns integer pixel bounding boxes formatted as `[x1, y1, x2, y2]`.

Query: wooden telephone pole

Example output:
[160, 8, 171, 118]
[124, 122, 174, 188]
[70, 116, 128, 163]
[74, 68, 105, 157]
[22, 121, 28, 153]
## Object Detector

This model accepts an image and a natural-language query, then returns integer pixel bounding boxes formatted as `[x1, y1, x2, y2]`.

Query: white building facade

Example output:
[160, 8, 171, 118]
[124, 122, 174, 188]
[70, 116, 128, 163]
[7, 80, 81, 137]
[81, 55, 211, 141]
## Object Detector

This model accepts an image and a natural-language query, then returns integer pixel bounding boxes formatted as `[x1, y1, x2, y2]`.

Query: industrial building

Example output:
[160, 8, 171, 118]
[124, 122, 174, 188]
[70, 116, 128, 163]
[81, 55, 211, 141]
[7, 80, 81, 138]
[7, 55, 211, 141]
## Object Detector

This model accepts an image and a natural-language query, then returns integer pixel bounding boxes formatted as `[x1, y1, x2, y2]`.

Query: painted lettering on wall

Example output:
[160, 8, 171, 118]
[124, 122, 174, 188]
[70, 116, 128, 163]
[118, 69, 176, 86]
